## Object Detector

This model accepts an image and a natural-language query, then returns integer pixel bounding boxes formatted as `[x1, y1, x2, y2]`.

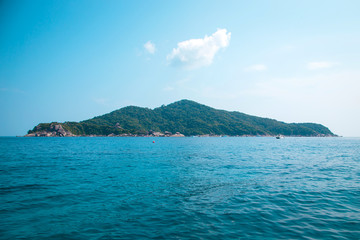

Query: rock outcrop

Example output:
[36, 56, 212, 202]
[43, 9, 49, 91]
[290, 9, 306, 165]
[25, 123, 75, 137]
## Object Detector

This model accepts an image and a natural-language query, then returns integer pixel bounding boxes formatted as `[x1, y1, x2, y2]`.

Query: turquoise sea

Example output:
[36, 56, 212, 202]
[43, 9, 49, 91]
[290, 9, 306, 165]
[0, 137, 359, 239]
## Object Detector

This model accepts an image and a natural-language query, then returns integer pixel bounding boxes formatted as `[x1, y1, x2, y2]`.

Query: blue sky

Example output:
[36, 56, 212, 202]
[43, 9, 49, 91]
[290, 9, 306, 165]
[1, 0, 359, 136]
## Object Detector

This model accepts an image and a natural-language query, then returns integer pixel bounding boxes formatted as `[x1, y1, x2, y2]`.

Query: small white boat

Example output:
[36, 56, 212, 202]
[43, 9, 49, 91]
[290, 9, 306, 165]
[276, 135, 284, 139]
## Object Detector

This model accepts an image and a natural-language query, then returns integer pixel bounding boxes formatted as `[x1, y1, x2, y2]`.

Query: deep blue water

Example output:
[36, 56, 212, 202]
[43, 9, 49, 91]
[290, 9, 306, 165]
[0, 137, 359, 239]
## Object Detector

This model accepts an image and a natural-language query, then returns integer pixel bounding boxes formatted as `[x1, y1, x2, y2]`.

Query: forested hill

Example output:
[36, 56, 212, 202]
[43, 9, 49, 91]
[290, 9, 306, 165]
[26, 100, 336, 137]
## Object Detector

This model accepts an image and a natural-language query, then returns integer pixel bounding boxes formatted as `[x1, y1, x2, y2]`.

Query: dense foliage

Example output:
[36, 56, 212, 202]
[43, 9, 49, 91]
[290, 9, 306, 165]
[29, 100, 336, 136]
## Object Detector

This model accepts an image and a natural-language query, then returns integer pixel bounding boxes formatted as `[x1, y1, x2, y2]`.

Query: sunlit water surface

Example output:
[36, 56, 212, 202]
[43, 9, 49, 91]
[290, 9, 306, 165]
[0, 137, 359, 239]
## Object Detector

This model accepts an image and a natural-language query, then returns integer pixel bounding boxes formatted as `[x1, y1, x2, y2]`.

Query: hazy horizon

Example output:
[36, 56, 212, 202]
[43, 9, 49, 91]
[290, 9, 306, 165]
[1, 1, 359, 137]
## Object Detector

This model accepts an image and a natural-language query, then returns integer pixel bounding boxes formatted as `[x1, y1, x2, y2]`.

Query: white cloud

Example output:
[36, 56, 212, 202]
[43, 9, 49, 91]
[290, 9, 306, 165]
[307, 61, 338, 70]
[144, 41, 156, 54]
[167, 28, 231, 69]
[244, 64, 268, 72]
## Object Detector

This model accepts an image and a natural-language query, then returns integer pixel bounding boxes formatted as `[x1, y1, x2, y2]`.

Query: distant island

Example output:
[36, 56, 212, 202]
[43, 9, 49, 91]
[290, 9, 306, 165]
[26, 100, 336, 137]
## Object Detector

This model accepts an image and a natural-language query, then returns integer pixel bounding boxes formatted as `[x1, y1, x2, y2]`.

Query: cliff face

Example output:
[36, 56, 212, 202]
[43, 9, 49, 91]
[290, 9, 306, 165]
[25, 100, 337, 137]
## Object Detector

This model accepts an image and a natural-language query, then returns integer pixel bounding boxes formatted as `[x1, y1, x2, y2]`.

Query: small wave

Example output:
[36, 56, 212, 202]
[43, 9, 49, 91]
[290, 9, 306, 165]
[0, 183, 54, 194]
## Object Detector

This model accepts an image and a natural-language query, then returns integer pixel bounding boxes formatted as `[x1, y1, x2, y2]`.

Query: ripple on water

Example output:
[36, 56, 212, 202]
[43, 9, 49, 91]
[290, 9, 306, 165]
[0, 137, 359, 239]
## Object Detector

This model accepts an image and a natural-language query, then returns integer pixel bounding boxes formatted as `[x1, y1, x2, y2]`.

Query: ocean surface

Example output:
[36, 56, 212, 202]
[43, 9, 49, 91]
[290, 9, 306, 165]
[0, 137, 359, 239]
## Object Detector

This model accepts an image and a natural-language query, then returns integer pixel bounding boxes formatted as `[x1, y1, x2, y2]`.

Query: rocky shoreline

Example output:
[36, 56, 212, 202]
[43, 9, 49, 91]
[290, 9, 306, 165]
[25, 123, 186, 137]
[25, 131, 333, 138]
[24, 122, 336, 138]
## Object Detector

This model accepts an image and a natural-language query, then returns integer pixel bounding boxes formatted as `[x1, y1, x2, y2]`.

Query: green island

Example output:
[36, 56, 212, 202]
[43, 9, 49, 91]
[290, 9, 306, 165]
[26, 100, 336, 137]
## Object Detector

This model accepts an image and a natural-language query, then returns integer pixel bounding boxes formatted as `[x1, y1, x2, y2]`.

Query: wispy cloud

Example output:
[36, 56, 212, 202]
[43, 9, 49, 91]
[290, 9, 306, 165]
[144, 41, 156, 54]
[244, 64, 268, 72]
[283, 45, 295, 51]
[167, 28, 231, 69]
[307, 61, 339, 70]
[162, 77, 192, 92]
[242, 71, 359, 102]
[0, 87, 25, 94]
[163, 86, 174, 92]
[176, 77, 192, 85]
[93, 97, 109, 105]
